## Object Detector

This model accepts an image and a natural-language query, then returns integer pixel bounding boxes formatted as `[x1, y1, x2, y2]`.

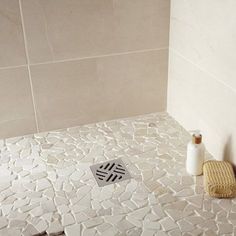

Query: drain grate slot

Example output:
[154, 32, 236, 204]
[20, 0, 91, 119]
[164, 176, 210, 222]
[90, 158, 131, 187]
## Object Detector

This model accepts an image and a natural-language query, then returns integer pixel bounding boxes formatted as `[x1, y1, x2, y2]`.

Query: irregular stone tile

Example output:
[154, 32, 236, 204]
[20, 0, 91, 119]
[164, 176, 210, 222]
[70, 171, 84, 182]
[181, 176, 194, 186]
[169, 229, 182, 236]
[228, 213, 236, 220]
[57, 205, 70, 214]
[199, 220, 218, 231]
[219, 199, 232, 212]
[164, 201, 188, 211]
[128, 206, 150, 220]
[122, 200, 138, 211]
[195, 209, 214, 219]
[165, 209, 192, 221]
[22, 224, 39, 236]
[55, 196, 69, 206]
[204, 229, 217, 236]
[30, 206, 44, 217]
[9, 219, 26, 228]
[74, 212, 89, 223]
[82, 228, 96, 236]
[177, 220, 195, 232]
[64, 224, 81, 236]
[84, 209, 97, 218]
[154, 230, 168, 236]
[148, 194, 158, 205]
[141, 229, 155, 236]
[186, 195, 203, 208]
[1, 204, 13, 216]
[41, 200, 56, 213]
[143, 220, 160, 230]
[230, 205, 236, 215]
[46, 220, 64, 236]
[76, 186, 92, 201]
[126, 216, 142, 228]
[116, 219, 135, 232]
[96, 223, 112, 234]
[0, 228, 21, 236]
[218, 223, 233, 234]
[35, 219, 48, 232]
[0, 113, 225, 235]
[62, 213, 75, 226]
[158, 193, 176, 204]
[160, 217, 178, 231]
[152, 205, 166, 218]
[191, 228, 203, 236]
[217, 211, 228, 223]
[175, 189, 194, 197]
[44, 188, 55, 199]
[83, 217, 103, 228]
[102, 227, 119, 236]
[186, 216, 204, 225]
[119, 192, 132, 202]
[36, 178, 51, 191]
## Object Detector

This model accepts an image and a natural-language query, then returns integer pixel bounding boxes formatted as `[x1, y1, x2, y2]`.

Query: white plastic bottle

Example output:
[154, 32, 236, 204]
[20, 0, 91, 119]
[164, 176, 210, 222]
[186, 132, 205, 175]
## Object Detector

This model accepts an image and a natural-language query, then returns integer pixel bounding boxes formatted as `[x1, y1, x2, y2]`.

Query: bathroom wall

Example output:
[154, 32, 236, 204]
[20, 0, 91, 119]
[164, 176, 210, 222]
[0, 0, 170, 138]
[168, 0, 236, 166]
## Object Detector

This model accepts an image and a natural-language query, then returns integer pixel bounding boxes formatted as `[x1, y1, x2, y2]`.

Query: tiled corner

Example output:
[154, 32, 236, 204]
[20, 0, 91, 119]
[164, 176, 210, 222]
[168, 0, 236, 166]
[0, 66, 37, 138]
[0, 112, 235, 235]
[30, 49, 168, 132]
[0, 0, 27, 67]
[168, 49, 236, 166]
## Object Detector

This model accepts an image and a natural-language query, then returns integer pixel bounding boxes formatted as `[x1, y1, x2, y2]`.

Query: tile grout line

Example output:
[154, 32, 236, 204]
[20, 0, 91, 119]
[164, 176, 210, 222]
[169, 47, 236, 94]
[19, 0, 39, 132]
[29, 47, 169, 67]
[0, 64, 28, 71]
[0, 47, 168, 71]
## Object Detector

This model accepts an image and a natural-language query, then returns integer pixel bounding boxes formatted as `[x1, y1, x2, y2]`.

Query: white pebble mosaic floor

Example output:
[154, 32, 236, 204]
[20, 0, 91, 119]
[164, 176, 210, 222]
[0, 112, 235, 236]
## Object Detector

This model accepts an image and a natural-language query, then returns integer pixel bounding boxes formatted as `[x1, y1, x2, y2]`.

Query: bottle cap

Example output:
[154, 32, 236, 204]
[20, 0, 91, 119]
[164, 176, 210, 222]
[192, 133, 202, 144]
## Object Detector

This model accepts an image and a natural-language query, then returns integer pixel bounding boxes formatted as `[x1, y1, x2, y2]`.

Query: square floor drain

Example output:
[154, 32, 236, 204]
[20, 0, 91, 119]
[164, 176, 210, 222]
[90, 158, 131, 187]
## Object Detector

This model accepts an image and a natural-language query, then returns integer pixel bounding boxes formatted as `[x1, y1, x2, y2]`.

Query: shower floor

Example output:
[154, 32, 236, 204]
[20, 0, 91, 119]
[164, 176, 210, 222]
[0, 112, 235, 236]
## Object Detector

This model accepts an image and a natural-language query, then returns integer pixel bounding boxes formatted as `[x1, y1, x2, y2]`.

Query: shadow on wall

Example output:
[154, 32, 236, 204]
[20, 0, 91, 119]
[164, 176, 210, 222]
[223, 135, 236, 173]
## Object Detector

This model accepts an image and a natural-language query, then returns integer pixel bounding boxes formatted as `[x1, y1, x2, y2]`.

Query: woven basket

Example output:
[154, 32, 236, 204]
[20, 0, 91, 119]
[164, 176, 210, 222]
[203, 160, 236, 198]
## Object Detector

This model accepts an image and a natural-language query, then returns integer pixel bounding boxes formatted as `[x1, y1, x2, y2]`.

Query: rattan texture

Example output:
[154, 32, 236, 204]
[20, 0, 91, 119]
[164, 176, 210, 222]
[203, 160, 236, 198]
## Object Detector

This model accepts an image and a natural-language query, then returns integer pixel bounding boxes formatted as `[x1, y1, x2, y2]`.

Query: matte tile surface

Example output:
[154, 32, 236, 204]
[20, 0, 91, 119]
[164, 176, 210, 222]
[21, 0, 170, 63]
[0, 66, 36, 138]
[0, 0, 27, 67]
[31, 49, 168, 132]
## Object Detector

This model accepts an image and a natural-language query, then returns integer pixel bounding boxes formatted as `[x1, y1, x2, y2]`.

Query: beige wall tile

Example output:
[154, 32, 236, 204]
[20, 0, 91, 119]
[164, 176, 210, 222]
[170, 0, 236, 91]
[31, 49, 168, 131]
[168, 50, 236, 167]
[0, 67, 37, 138]
[21, 0, 170, 63]
[0, 0, 27, 67]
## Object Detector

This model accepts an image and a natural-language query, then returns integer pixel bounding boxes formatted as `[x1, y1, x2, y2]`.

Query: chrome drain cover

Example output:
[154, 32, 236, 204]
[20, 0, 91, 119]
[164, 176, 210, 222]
[90, 158, 131, 187]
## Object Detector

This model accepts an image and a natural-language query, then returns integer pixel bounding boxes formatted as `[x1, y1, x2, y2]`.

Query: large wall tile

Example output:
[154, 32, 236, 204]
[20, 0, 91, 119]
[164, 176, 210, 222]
[0, 0, 27, 67]
[0, 67, 37, 138]
[168, 50, 236, 167]
[21, 0, 170, 63]
[31, 49, 168, 131]
[170, 0, 236, 91]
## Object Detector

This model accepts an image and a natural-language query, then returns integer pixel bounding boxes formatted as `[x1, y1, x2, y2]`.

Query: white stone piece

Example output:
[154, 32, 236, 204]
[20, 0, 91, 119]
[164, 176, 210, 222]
[83, 217, 103, 228]
[160, 217, 178, 231]
[65, 224, 81, 236]
[46, 220, 63, 235]
[62, 213, 75, 226]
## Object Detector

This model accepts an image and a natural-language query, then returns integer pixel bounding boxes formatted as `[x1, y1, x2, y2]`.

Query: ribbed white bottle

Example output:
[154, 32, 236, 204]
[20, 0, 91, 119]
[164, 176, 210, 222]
[186, 132, 205, 176]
